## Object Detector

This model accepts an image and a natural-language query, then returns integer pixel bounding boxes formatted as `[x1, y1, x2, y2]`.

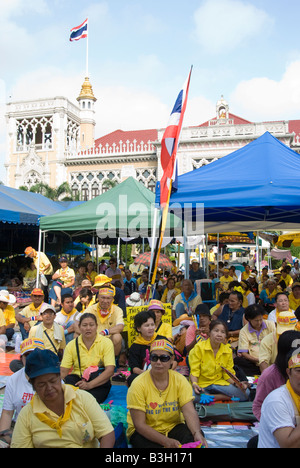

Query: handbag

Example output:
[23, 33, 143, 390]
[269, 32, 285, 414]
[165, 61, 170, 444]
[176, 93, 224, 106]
[75, 337, 103, 381]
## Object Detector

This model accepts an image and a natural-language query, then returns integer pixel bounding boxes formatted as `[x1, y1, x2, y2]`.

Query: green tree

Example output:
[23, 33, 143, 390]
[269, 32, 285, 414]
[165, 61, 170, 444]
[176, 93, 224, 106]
[29, 182, 74, 201]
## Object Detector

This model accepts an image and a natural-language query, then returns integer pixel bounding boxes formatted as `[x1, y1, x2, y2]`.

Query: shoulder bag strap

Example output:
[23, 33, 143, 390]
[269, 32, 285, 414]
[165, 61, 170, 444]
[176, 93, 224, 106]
[75, 337, 82, 378]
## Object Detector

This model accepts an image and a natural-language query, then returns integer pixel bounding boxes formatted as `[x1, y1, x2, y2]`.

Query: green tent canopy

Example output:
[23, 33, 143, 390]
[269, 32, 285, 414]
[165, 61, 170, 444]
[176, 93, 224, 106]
[40, 177, 182, 241]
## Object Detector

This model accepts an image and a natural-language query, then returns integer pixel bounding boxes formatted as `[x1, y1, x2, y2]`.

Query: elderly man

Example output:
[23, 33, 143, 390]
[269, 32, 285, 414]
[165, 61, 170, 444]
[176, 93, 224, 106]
[172, 279, 202, 321]
[82, 283, 124, 357]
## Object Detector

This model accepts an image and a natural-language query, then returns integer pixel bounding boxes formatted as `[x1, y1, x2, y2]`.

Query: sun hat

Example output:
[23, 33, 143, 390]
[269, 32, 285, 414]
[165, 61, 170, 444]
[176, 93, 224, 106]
[148, 299, 164, 312]
[277, 311, 298, 335]
[31, 288, 44, 296]
[25, 348, 61, 379]
[0, 290, 16, 305]
[39, 303, 57, 315]
[150, 339, 174, 355]
[20, 338, 45, 356]
[126, 292, 142, 307]
[93, 274, 112, 288]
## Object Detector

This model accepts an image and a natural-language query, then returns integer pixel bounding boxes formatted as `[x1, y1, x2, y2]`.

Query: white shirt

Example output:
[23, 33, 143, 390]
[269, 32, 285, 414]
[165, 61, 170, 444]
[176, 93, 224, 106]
[258, 385, 296, 448]
[2, 368, 34, 420]
[55, 309, 79, 328]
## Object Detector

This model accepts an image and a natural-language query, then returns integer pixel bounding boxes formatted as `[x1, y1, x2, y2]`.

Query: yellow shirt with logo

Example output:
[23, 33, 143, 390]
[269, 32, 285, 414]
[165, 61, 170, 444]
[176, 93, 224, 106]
[21, 302, 45, 328]
[61, 334, 115, 376]
[11, 384, 113, 448]
[126, 369, 194, 440]
[189, 338, 235, 388]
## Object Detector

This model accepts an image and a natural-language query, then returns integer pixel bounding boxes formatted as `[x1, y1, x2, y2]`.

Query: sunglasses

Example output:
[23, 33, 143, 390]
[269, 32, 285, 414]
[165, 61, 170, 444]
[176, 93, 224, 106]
[150, 354, 171, 363]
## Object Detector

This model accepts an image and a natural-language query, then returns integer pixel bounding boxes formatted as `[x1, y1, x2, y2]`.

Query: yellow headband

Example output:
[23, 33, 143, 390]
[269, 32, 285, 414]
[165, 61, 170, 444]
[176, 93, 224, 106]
[288, 354, 300, 369]
[150, 339, 174, 355]
[98, 286, 115, 297]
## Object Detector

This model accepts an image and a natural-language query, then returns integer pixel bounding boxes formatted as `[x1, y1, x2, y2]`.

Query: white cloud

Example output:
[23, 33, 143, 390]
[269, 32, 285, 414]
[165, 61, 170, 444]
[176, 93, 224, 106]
[230, 60, 300, 120]
[193, 0, 273, 54]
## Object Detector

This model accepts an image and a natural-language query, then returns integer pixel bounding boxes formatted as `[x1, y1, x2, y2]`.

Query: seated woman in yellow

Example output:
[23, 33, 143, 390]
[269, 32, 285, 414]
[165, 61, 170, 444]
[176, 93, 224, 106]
[161, 277, 180, 306]
[49, 256, 75, 306]
[127, 339, 208, 449]
[288, 282, 300, 311]
[0, 290, 16, 343]
[11, 348, 115, 448]
[61, 313, 115, 404]
[189, 320, 250, 402]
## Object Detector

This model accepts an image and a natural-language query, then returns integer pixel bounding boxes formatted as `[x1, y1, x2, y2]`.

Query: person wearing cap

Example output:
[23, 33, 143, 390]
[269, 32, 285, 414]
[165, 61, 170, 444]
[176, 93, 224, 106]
[127, 338, 208, 449]
[189, 258, 206, 283]
[49, 256, 75, 306]
[93, 273, 126, 315]
[55, 294, 81, 344]
[259, 310, 299, 373]
[258, 350, 300, 448]
[28, 304, 66, 358]
[148, 299, 172, 342]
[61, 313, 115, 404]
[15, 288, 45, 340]
[0, 338, 45, 446]
[11, 348, 115, 448]
[235, 304, 276, 376]
[24, 247, 53, 302]
[288, 282, 300, 311]
[268, 292, 295, 324]
[0, 290, 16, 343]
[82, 282, 124, 357]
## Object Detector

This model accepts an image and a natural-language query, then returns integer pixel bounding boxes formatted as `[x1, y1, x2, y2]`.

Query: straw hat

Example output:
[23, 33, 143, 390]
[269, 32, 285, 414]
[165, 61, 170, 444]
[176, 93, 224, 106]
[0, 290, 16, 305]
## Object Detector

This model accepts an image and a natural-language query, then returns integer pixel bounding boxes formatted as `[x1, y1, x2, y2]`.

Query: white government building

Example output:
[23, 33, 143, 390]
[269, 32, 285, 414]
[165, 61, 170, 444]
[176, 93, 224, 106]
[5, 76, 300, 200]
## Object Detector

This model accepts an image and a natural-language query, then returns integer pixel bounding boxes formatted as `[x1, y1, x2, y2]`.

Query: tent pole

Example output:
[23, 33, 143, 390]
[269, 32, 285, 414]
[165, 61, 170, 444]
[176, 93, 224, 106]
[217, 233, 219, 278]
[36, 229, 42, 288]
[183, 224, 189, 279]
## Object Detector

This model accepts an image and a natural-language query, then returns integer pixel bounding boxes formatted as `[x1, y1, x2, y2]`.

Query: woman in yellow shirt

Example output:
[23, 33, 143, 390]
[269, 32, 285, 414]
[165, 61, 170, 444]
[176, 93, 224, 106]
[60, 313, 115, 404]
[189, 320, 250, 402]
[11, 348, 115, 448]
[127, 339, 208, 449]
[148, 299, 173, 341]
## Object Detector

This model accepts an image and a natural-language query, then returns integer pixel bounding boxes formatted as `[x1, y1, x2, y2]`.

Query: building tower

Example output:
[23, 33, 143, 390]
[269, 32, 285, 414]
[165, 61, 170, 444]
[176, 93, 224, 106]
[77, 76, 97, 150]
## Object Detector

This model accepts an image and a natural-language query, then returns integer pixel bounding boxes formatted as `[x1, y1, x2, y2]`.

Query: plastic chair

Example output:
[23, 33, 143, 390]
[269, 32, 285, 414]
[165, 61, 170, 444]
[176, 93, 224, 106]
[194, 279, 217, 307]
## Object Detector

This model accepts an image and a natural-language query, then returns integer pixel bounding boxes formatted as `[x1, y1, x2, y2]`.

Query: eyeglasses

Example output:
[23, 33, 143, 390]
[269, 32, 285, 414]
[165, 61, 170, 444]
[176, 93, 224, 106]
[150, 354, 171, 363]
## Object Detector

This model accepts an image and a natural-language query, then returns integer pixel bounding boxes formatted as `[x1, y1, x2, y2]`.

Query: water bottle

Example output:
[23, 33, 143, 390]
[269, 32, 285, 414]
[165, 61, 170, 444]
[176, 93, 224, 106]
[14, 333, 22, 354]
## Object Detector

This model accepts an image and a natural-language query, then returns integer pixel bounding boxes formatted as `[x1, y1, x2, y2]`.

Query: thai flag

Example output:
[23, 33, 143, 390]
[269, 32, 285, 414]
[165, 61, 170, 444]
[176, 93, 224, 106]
[159, 67, 192, 207]
[70, 18, 88, 42]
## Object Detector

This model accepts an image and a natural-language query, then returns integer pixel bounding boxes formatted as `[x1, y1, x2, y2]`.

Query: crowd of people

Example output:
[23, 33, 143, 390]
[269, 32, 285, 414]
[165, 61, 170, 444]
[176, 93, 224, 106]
[0, 247, 300, 448]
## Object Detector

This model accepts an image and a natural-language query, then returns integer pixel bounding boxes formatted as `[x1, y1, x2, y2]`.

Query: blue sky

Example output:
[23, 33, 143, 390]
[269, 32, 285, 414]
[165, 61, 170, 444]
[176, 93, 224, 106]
[1, 0, 300, 182]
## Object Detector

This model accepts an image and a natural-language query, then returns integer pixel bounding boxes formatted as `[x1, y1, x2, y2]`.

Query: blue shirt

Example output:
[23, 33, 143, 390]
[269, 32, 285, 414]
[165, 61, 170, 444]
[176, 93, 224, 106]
[218, 304, 244, 331]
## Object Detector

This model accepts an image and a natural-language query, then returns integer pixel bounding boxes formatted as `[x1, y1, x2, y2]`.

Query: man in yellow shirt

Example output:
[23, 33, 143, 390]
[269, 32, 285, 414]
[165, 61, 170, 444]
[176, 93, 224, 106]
[25, 247, 53, 302]
[15, 288, 45, 340]
[29, 304, 66, 359]
[83, 283, 124, 357]
[220, 269, 234, 291]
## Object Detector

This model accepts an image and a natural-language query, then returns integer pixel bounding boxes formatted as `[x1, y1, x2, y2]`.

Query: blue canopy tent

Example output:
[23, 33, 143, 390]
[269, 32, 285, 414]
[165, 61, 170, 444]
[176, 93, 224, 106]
[156, 132, 300, 234]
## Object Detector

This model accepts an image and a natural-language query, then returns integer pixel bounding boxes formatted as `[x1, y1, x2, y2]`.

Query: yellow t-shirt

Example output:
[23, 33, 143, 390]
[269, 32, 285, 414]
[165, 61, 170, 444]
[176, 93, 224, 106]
[11, 384, 113, 448]
[189, 338, 235, 388]
[21, 302, 45, 328]
[2, 305, 16, 326]
[33, 252, 53, 276]
[258, 331, 278, 367]
[54, 267, 75, 287]
[238, 320, 276, 361]
[289, 293, 300, 311]
[83, 303, 124, 334]
[29, 323, 66, 352]
[220, 275, 234, 291]
[61, 334, 115, 377]
[126, 369, 194, 440]
[0, 309, 6, 328]
[155, 321, 173, 341]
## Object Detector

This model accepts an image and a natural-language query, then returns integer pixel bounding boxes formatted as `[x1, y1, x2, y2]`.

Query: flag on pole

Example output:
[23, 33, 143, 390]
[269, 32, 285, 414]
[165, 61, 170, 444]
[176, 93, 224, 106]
[70, 18, 88, 42]
[159, 67, 192, 207]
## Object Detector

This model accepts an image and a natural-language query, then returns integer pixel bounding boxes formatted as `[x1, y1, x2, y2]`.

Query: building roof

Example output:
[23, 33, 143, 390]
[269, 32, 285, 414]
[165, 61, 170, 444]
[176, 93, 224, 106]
[198, 112, 253, 127]
[95, 129, 158, 148]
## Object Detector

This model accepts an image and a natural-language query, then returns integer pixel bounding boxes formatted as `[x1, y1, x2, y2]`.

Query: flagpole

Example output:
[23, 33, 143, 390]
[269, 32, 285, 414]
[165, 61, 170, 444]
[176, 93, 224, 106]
[86, 17, 89, 77]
